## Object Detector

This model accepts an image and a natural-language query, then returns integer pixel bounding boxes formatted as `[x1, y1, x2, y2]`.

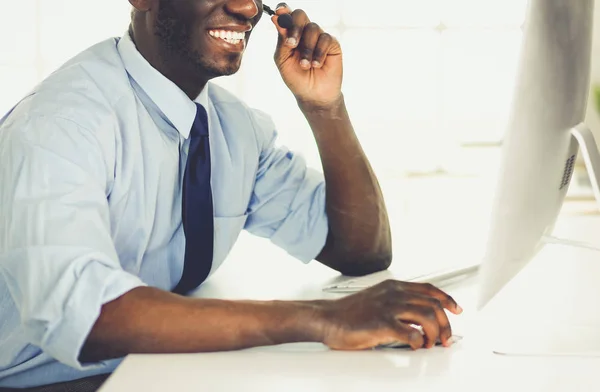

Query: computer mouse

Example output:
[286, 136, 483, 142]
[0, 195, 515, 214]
[376, 335, 463, 349]
[375, 324, 463, 349]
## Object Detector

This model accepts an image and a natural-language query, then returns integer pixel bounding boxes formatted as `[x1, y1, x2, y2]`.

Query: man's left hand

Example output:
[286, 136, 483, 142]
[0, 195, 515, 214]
[271, 4, 343, 109]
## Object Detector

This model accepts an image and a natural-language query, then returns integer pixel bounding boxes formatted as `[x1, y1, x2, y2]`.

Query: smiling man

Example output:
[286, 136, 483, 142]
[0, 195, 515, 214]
[0, 0, 462, 390]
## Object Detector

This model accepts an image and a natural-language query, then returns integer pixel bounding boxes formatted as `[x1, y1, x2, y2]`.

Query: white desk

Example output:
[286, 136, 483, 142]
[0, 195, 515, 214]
[99, 216, 600, 392]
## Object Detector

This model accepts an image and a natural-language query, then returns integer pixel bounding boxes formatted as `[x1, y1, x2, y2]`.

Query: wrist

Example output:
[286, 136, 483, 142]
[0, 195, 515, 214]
[275, 300, 331, 344]
[297, 94, 345, 117]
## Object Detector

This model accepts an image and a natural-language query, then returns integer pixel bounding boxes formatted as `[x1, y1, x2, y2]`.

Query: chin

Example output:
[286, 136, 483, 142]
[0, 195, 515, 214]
[214, 63, 242, 77]
[197, 56, 243, 78]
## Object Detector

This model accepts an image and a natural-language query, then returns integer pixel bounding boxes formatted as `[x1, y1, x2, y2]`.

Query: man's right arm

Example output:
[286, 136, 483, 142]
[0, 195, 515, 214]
[1, 114, 462, 368]
[80, 287, 325, 361]
[83, 278, 463, 362]
[0, 112, 324, 367]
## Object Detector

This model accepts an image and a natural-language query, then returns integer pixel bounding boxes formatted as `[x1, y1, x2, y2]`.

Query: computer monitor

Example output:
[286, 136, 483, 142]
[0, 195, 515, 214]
[477, 0, 599, 311]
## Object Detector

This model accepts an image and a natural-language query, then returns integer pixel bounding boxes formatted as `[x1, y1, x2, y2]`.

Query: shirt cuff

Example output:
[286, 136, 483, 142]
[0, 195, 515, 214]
[41, 261, 147, 370]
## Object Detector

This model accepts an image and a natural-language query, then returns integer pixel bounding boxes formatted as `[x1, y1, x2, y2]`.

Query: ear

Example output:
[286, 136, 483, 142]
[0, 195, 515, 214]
[129, 0, 154, 12]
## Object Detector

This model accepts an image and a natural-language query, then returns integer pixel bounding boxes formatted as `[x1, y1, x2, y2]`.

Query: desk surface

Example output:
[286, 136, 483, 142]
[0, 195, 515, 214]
[99, 215, 600, 392]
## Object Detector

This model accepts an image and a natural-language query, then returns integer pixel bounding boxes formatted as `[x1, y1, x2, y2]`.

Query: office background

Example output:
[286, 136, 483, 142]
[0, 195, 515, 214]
[2, 0, 600, 277]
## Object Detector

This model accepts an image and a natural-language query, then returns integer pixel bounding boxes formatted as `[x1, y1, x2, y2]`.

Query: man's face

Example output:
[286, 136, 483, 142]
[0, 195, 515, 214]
[154, 0, 263, 78]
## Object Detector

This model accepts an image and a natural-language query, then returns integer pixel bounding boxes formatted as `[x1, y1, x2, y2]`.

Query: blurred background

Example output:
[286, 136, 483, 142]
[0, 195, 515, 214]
[2, 0, 600, 278]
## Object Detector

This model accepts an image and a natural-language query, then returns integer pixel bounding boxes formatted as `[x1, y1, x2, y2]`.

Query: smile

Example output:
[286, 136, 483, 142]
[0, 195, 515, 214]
[208, 30, 246, 45]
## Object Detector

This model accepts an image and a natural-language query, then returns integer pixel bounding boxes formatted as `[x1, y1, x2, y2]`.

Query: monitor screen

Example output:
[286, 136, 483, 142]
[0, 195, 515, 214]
[476, 0, 594, 310]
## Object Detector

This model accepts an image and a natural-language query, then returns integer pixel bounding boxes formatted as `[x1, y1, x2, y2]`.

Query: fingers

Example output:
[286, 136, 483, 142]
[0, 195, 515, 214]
[312, 32, 334, 68]
[272, 5, 308, 47]
[401, 294, 453, 347]
[270, 4, 291, 46]
[295, 24, 337, 69]
[395, 304, 441, 349]
[369, 279, 461, 348]
[274, 2, 293, 18]
[401, 281, 463, 315]
[271, 5, 340, 69]
[297, 23, 320, 69]
[324, 279, 462, 352]
[389, 322, 425, 350]
[286, 9, 311, 48]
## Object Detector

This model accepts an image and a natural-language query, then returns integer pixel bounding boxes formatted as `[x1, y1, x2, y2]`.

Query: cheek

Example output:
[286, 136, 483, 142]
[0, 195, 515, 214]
[189, 29, 208, 51]
[192, 0, 219, 16]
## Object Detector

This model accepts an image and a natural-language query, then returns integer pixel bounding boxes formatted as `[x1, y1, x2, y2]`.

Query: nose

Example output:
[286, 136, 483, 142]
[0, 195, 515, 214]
[224, 0, 260, 20]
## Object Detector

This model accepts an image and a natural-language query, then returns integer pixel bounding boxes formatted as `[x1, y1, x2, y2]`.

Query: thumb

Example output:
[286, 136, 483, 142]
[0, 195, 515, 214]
[272, 5, 296, 62]
[391, 322, 425, 350]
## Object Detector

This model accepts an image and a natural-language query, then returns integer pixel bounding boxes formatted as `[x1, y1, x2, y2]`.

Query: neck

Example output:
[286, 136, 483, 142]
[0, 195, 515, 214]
[129, 25, 207, 100]
[158, 61, 208, 100]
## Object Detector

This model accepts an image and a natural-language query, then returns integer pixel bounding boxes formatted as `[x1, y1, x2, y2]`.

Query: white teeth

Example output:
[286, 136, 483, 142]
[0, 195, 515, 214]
[208, 30, 245, 44]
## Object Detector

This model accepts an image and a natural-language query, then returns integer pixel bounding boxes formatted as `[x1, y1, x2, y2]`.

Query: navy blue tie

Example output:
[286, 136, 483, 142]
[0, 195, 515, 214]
[173, 103, 214, 295]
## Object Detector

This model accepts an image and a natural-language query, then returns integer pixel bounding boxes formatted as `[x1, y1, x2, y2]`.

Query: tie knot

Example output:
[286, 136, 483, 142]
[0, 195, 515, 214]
[191, 103, 209, 137]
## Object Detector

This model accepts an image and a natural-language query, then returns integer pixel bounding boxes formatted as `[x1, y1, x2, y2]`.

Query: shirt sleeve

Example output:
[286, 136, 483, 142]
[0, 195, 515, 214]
[244, 109, 329, 263]
[0, 114, 147, 370]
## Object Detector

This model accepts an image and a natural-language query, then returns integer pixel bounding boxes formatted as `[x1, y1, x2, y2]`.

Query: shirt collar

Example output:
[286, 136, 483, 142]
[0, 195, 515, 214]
[117, 31, 208, 139]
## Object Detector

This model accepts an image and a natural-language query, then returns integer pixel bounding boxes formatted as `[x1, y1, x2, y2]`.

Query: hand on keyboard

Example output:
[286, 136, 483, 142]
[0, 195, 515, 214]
[319, 279, 463, 350]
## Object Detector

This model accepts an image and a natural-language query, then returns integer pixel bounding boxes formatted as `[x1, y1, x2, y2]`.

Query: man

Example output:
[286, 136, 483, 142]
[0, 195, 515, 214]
[0, 0, 462, 389]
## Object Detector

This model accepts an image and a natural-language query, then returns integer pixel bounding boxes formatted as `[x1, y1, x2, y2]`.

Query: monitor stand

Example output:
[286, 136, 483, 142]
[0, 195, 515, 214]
[542, 123, 600, 251]
[490, 122, 600, 357]
[569, 122, 600, 209]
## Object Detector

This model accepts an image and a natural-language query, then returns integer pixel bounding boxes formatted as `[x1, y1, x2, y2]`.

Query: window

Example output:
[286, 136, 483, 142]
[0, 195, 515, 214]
[2, 1, 596, 276]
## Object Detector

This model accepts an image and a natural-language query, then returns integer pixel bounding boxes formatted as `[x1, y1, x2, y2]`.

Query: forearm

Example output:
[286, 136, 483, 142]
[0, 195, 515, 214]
[299, 96, 392, 275]
[80, 287, 325, 362]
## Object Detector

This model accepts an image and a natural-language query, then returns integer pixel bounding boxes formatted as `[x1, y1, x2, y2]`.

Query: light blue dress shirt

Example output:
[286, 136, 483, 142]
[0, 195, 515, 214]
[0, 32, 328, 388]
